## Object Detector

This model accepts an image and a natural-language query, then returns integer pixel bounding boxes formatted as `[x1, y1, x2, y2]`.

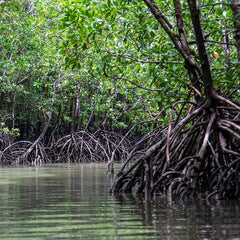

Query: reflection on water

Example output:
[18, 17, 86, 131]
[0, 163, 240, 239]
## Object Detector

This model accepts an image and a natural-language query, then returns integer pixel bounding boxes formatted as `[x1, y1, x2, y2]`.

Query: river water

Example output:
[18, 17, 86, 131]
[0, 163, 240, 240]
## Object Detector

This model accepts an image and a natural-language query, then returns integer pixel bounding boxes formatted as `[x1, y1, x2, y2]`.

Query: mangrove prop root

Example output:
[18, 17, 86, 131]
[111, 96, 240, 201]
[50, 130, 133, 164]
[0, 140, 48, 165]
[0, 130, 133, 166]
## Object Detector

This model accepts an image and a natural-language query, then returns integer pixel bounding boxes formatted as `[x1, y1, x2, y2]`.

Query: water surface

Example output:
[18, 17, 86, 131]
[0, 163, 240, 239]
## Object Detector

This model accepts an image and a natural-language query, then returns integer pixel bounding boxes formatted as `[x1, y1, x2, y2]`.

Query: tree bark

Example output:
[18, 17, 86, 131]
[173, 0, 203, 102]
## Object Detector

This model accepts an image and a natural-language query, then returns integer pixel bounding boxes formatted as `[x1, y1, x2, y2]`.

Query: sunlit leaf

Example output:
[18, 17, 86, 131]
[213, 51, 219, 58]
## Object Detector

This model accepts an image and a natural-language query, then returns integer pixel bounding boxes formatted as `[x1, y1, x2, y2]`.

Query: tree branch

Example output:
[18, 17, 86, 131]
[187, 0, 214, 96]
[143, 0, 202, 75]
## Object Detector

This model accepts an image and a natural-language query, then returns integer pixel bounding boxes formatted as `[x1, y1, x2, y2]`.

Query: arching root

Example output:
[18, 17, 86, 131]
[111, 94, 240, 201]
[0, 140, 48, 165]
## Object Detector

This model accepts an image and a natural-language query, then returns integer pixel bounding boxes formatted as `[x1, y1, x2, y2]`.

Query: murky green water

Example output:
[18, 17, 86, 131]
[0, 163, 240, 240]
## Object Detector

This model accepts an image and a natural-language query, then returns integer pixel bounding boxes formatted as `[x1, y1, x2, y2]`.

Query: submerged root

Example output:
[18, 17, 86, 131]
[111, 94, 240, 201]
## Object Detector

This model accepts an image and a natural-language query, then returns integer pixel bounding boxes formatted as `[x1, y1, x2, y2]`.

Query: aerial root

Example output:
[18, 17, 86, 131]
[0, 140, 48, 165]
[0, 130, 134, 166]
[111, 95, 240, 201]
[50, 130, 133, 164]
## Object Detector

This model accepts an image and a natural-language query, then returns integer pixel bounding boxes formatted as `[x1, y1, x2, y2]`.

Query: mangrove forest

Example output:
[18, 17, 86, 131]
[0, 0, 240, 201]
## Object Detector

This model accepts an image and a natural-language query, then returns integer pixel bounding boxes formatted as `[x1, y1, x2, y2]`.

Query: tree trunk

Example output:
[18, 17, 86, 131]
[173, 0, 203, 102]
[74, 82, 82, 131]
[110, 0, 240, 201]
[143, 0, 204, 102]
[187, 0, 214, 98]
[20, 64, 64, 164]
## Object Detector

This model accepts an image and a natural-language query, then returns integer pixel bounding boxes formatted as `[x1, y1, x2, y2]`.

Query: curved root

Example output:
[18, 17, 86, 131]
[111, 96, 240, 201]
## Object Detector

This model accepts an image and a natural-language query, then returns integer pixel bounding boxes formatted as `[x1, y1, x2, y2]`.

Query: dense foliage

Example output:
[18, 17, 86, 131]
[1, 0, 239, 139]
[0, 0, 161, 140]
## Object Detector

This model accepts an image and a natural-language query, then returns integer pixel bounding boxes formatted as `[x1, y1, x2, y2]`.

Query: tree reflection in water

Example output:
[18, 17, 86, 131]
[113, 192, 240, 240]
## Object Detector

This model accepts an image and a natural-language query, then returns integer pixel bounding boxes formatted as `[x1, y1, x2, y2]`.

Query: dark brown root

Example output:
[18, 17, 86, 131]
[110, 95, 240, 201]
